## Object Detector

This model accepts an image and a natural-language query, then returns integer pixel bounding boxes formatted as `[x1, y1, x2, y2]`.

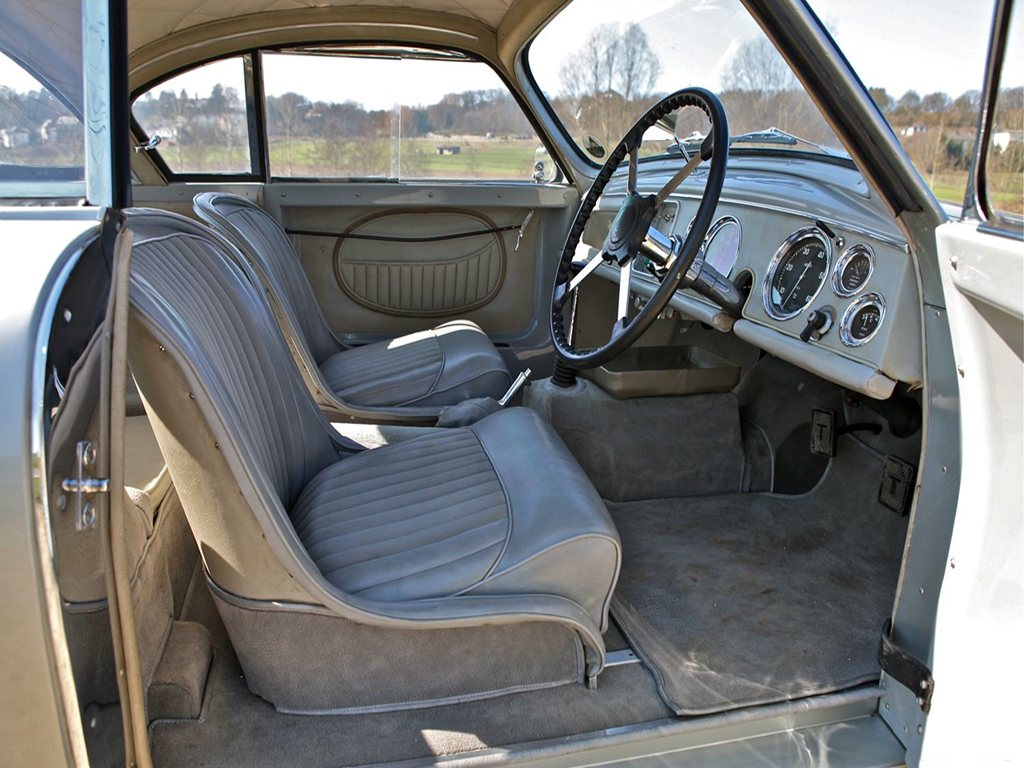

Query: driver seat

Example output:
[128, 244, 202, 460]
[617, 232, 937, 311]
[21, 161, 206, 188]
[125, 209, 620, 713]
[193, 192, 511, 420]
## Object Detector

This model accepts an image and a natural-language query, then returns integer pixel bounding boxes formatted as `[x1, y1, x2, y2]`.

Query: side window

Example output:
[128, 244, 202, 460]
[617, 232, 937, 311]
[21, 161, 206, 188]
[982, 0, 1023, 225]
[261, 50, 553, 182]
[133, 57, 251, 175]
[0, 49, 84, 181]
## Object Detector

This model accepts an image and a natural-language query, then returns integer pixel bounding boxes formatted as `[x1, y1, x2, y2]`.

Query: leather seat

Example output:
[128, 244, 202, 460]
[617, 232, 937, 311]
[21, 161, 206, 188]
[125, 209, 620, 712]
[193, 192, 511, 416]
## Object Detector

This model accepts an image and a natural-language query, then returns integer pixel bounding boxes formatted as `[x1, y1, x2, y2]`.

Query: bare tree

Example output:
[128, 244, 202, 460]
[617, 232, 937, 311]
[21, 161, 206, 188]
[722, 37, 797, 127]
[618, 24, 660, 101]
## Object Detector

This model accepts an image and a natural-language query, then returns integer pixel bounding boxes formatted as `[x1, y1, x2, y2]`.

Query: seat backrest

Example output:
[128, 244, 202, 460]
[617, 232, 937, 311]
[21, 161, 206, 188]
[193, 192, 340, 364]
[127, 208, 339, 511]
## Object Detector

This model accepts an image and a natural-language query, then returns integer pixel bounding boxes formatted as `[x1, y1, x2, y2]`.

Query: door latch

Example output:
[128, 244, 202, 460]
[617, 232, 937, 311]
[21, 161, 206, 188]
[61, 441, 109, 531]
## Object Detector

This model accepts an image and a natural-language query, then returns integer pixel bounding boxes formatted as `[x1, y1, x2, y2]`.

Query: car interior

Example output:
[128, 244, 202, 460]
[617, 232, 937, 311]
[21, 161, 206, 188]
[22, 0, 947, 765]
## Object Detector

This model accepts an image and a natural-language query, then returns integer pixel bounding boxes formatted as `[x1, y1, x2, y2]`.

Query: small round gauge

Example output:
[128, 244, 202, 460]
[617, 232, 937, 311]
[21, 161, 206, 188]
[703, 216, 742, 277]
[840, 292, 886, 346]
[762, 227, 832, 320]
[832, 244, 874, 297]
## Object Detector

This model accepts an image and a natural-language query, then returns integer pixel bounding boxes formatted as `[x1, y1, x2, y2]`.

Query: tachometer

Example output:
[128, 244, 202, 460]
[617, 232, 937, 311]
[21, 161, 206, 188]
[832, 244, 874, 297]
[840, 293, 886, 346]
[762, 227, 831, 320]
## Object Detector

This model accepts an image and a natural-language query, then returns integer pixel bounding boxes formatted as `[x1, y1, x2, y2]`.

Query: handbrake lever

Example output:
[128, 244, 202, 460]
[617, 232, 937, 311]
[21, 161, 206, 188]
[498, 368, 532, 406]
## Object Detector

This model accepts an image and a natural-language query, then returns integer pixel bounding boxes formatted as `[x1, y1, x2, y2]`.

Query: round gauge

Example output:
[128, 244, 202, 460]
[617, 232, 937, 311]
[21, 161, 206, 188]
[762, 227, 832, 320]
[832, 244, 874, 297]
[703, 216, 742, 277]
[840, 293, 886, 346]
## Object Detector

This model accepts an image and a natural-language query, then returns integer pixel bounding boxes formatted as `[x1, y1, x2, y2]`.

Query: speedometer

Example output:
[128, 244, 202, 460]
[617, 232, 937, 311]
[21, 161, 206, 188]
[762, 227, 832, 320]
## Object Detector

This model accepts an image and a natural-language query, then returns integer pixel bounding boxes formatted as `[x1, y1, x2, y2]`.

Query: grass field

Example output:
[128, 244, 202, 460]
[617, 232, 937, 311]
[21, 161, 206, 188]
[930, 170, 1023, 214]
[265, 136, 538, 180]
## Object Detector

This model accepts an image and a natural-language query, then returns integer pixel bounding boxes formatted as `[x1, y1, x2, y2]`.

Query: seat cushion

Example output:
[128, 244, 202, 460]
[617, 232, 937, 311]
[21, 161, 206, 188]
[290, 408, 621, 627]
[318, 319, 511, 409]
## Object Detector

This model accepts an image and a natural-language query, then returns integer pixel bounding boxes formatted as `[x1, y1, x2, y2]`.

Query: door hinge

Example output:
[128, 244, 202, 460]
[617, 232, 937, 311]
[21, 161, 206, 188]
[61, 440, 109, 531]
[879, 620, 934, 712]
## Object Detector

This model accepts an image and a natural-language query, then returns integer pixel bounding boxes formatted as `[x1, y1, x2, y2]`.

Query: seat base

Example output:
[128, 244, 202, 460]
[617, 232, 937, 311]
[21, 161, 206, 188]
[320, 320, 511, 410]
[210, 578, 584, 714]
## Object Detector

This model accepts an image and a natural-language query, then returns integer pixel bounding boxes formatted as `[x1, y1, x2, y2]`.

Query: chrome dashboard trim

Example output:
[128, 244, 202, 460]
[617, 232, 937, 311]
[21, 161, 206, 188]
[762, 226, 832, 321]
[703, 215, 742, 277]
[832, 243, 875, 298]
[840, 292, 887, 347]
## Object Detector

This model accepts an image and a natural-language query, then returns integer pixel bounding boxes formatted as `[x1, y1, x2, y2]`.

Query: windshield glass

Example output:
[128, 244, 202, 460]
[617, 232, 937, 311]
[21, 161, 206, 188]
[811, 0, 1018, 214]
[527, 0, 844, 162]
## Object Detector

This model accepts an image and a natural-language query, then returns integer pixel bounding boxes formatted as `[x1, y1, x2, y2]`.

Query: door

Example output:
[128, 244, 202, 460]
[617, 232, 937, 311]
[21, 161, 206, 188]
[920, 0, 1023, 764]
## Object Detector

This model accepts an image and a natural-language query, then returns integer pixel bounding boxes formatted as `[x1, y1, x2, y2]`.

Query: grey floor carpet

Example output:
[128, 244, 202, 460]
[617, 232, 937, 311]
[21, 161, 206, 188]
[609, 436, 907, 715]
[147, 584, 671, 768]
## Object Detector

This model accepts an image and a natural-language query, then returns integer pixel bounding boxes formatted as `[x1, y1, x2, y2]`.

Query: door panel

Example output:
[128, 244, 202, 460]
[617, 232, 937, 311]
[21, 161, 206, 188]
[264, 181, 579, 353]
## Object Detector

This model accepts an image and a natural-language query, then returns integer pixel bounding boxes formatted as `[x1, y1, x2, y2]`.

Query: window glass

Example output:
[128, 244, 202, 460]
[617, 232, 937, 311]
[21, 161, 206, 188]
[528, 0, 843, 163]
[812, 0, 995, 211]
[0, 48, 84, 183]
[261, 50, 549, 181]
[984, 0, 1023, 222]
[133, 57, 251, 175]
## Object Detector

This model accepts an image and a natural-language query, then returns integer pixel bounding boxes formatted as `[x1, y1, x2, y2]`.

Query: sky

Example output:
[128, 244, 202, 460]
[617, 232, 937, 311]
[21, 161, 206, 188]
[1, 0, 1018, 112]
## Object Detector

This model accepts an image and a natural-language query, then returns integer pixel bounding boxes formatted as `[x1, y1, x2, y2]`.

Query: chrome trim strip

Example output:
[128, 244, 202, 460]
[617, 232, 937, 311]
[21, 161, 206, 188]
[31, 229, 98, 768]
[762, 226, 832, 320]
[832, 243, 876, 298]
[840, 292, 887, 347]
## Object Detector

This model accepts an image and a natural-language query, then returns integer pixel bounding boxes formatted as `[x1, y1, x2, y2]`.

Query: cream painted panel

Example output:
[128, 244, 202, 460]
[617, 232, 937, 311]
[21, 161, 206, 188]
[266, 182, 577, 339]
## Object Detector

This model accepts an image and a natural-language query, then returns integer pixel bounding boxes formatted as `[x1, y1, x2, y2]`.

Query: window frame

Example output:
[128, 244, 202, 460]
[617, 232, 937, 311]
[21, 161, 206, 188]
[131, 51, 265, 183]
[964, 0, 1023, 238]
[132, 43, 567, 186]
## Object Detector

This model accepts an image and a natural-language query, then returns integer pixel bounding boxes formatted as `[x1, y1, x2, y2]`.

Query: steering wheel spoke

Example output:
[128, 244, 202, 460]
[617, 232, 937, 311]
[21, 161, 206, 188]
[555, 251, 606, 308]
[613, 257, 634, 334]
[627, 145, 639, 194]
[655, 150, 703, 205]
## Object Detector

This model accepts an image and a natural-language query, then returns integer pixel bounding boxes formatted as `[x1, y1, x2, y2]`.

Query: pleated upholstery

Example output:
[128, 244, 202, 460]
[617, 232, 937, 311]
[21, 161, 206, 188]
[291, 429, 510, 601]
[318, 329, 444, 407]
[217, 202, 342, 363]
[130, 229, 339, 509]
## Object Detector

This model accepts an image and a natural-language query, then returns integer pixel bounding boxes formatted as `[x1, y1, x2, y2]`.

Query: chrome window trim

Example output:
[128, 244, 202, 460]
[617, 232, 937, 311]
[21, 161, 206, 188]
[761, 226, 832, 321]
[831, 242, 875, 298]
[840, 291, 887, 347]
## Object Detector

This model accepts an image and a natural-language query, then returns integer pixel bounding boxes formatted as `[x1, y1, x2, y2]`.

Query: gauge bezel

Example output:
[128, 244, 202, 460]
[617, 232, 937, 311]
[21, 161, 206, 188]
[702, 215, 742, 278]
[840, 292, 886, 347]
[832, 243, 875, 298]
[762, 226, 833, 321]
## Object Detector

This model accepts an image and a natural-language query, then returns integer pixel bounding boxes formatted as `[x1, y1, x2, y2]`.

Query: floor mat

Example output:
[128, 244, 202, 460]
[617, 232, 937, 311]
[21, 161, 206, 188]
[609, 437, 907, 715]
[149, 584, 671, 768]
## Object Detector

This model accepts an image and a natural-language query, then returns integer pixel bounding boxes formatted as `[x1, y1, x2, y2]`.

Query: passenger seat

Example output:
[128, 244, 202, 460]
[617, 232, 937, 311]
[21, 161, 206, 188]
[193, 192, 511, 421]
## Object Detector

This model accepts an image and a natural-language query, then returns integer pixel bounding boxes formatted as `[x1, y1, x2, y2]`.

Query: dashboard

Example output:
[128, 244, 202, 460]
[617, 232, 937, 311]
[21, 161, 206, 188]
[581, 157, 924, 397]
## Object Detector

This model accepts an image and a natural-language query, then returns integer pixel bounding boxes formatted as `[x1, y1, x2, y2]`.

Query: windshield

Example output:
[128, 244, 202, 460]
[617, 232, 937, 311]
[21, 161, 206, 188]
[527, 0, 845, 162]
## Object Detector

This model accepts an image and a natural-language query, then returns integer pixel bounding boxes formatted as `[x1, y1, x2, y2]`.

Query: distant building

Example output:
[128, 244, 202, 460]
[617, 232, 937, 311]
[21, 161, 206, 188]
[437, 145, 460, 155]
[0, 127, 30, 148]
[900, 123, 927, 137]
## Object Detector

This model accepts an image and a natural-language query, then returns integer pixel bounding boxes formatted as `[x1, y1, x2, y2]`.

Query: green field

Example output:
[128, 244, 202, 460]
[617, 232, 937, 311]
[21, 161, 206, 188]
[266, 136, 538, 180]
[931, 171, 1023, 214]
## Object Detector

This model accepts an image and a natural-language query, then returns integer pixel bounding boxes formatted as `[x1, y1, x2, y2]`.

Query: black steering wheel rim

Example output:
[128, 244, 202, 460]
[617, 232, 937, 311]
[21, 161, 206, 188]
[550, 87, 729, 370]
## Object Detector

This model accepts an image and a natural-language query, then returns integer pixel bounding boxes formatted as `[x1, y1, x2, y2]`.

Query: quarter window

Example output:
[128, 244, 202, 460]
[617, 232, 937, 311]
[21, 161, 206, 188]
[133, 57, 251, 175]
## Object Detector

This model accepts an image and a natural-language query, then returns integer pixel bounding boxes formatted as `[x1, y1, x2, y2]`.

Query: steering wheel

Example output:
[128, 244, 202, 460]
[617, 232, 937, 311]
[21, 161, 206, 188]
[550, 87, 736, 370]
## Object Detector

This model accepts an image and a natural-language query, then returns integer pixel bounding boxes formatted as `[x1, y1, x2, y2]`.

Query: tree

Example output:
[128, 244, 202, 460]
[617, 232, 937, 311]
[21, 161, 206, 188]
[722, 37, 802, 128]
[868, 87, 892, 113]
[618, 24, 661, 101]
